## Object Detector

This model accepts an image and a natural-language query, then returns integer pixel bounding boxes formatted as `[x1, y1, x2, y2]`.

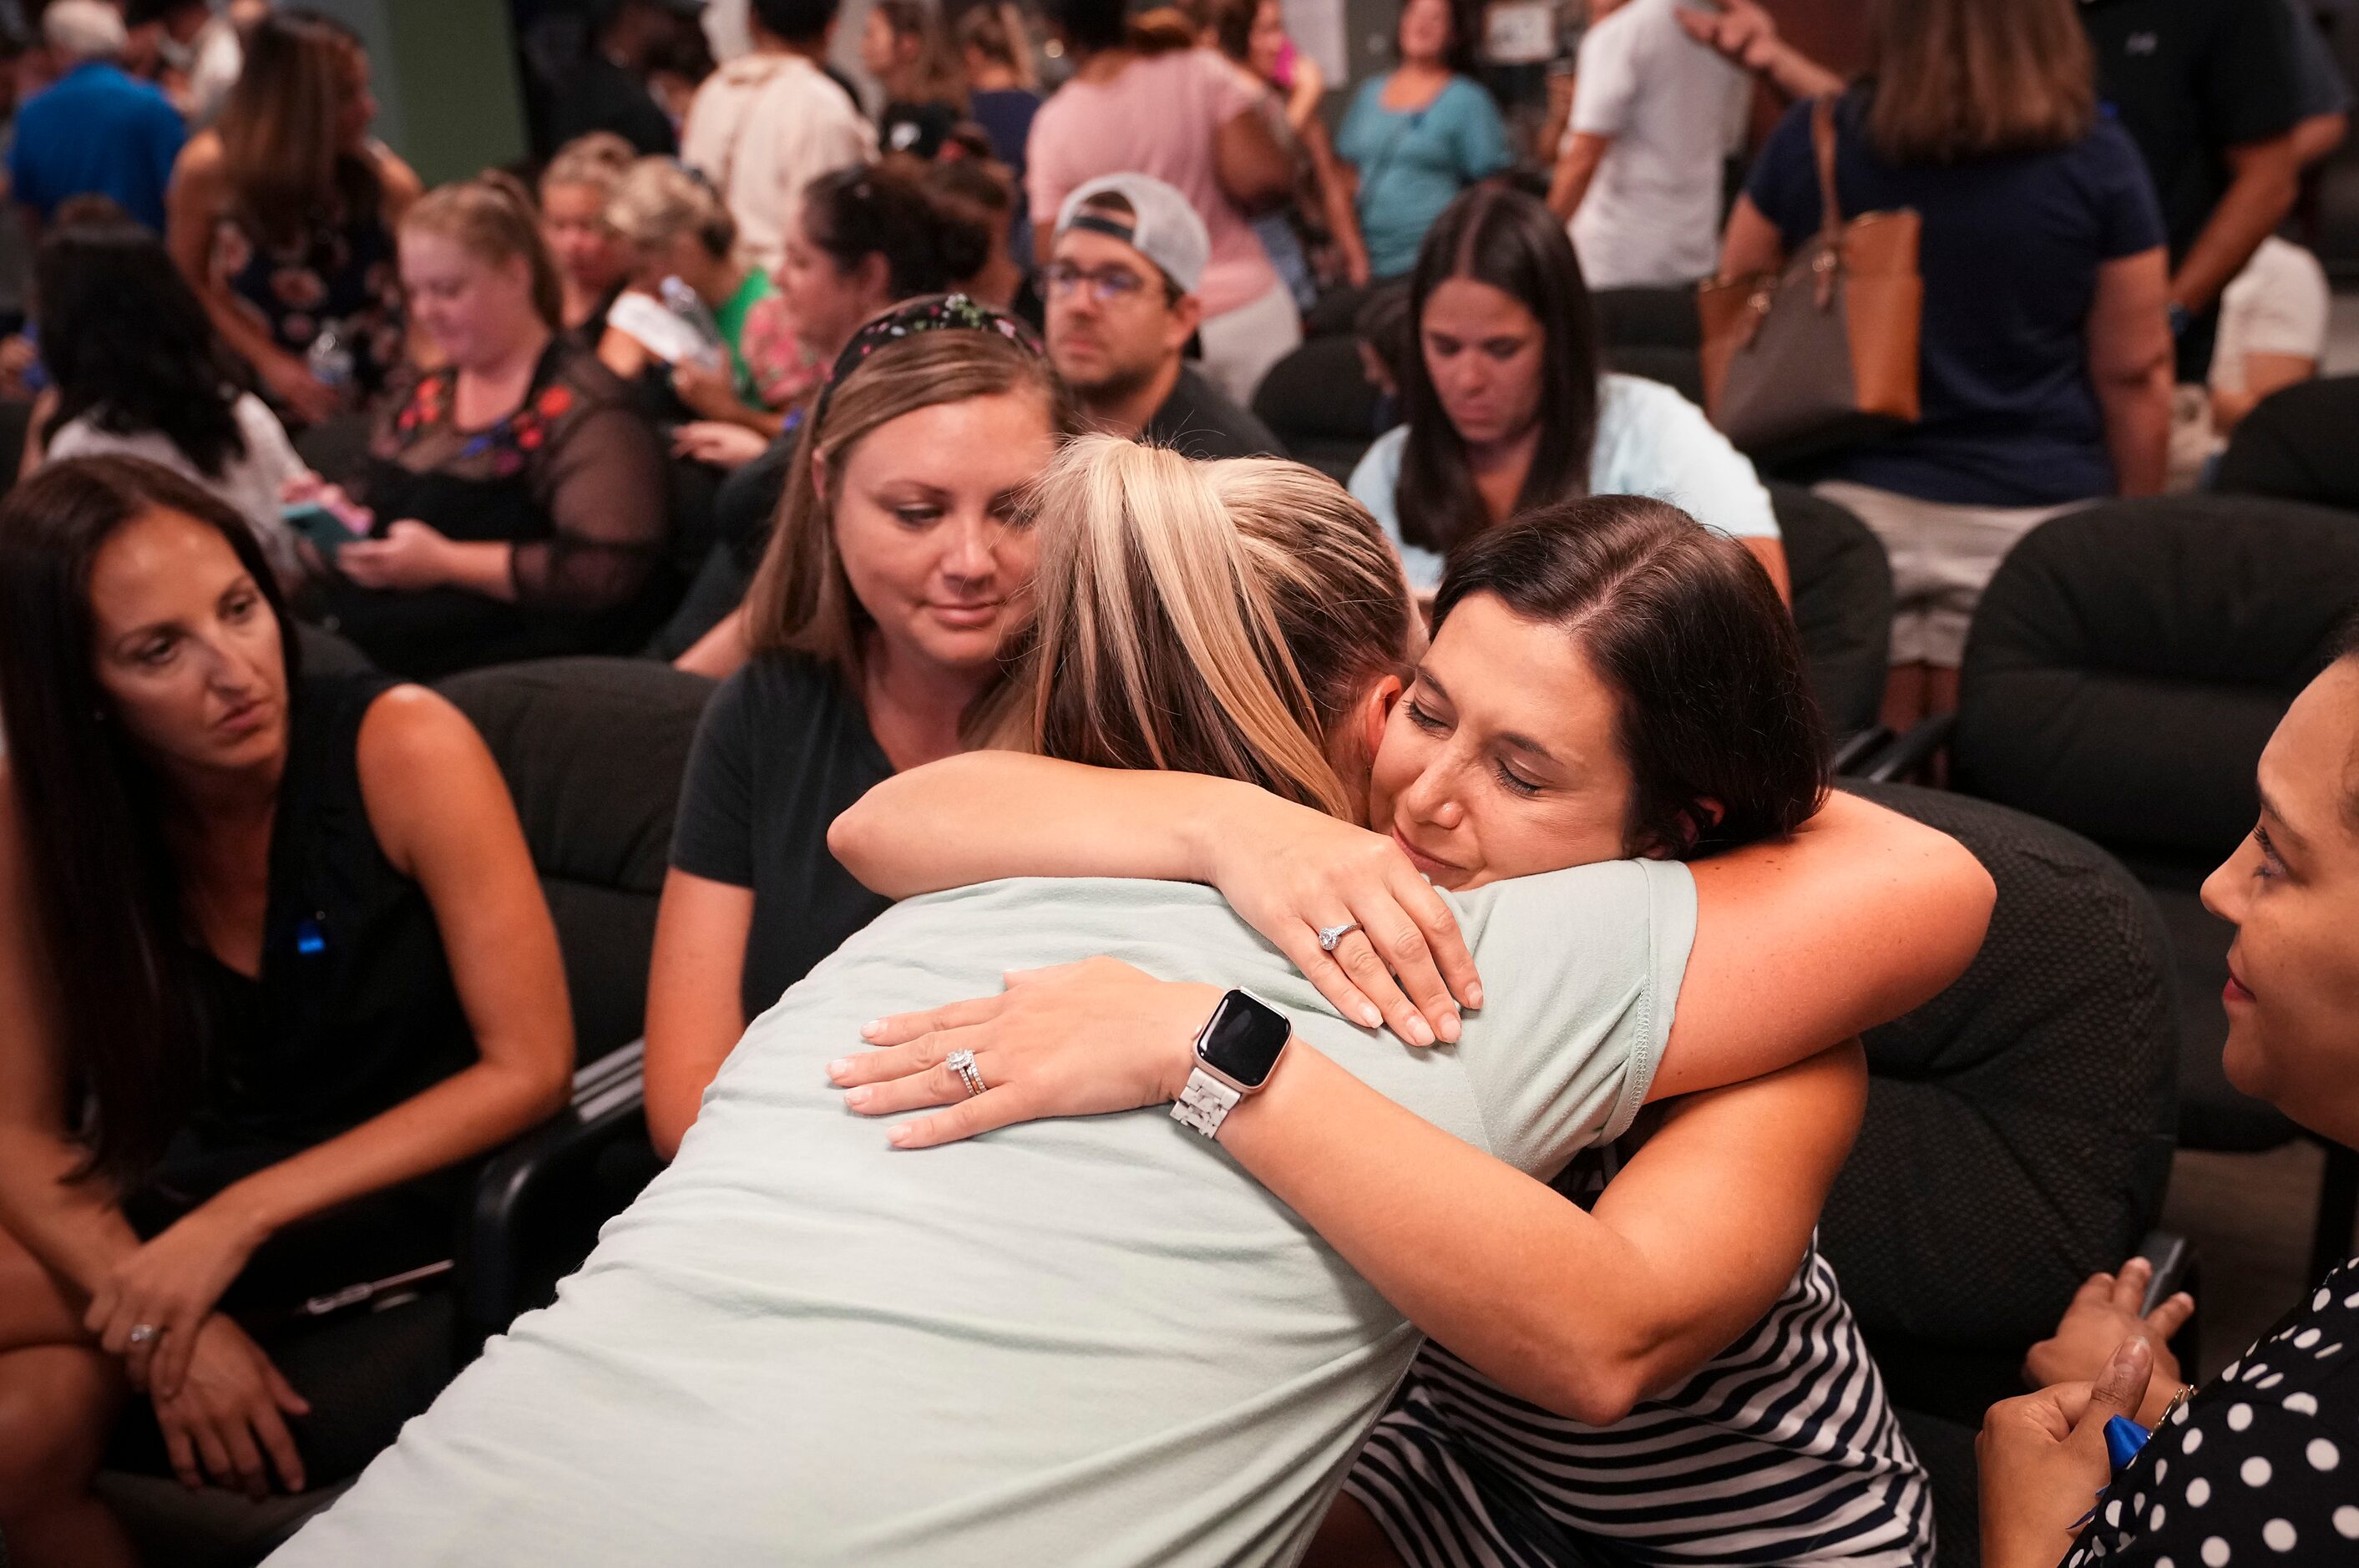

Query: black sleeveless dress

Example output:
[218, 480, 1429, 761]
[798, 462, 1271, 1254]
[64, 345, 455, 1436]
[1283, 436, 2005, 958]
[116, 670, 487, 1484]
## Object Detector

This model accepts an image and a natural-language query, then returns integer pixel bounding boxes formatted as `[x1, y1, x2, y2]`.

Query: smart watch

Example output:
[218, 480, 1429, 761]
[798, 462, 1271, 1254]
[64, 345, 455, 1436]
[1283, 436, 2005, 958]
[1171, 989, 1292, 1140]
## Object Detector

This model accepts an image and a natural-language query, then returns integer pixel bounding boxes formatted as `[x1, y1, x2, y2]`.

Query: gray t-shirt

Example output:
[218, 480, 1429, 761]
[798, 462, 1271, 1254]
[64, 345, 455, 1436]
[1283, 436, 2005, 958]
[272, 862, 1695, 1566]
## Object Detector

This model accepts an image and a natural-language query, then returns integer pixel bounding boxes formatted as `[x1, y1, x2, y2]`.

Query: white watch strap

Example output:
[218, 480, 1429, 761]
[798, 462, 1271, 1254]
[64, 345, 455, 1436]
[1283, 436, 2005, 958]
[1171, 1066, 1244, 1139]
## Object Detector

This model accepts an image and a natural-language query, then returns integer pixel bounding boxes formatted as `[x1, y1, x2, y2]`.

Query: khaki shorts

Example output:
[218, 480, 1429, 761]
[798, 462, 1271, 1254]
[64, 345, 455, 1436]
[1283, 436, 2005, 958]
[1815, 480, 2085, 668]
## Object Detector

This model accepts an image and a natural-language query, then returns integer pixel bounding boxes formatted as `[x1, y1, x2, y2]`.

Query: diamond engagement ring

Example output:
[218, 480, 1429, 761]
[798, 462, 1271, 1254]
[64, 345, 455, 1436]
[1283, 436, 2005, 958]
[126, 1324, 159, 1347]
[946, 1048, 986, 1098]
[1317, 922, 1362, 953]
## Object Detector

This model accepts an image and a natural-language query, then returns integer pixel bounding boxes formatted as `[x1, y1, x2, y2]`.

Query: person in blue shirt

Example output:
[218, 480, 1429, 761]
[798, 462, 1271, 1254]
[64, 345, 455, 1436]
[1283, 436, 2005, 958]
[1334, 0, 1512, 281]
[8, 1, 186, 235]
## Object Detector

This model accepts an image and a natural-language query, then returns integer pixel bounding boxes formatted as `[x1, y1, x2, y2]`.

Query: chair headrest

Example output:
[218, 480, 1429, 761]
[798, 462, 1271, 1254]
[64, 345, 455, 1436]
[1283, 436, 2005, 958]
[438, 658, 716, 895]
[1957, 495, 2359, 857]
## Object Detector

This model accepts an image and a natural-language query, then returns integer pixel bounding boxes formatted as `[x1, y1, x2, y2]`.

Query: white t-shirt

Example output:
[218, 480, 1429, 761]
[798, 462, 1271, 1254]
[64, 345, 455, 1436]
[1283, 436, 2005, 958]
[1349, 373, 1779, 591]
[45, 392, 305, 579]
[2210, 235, 2331, 397]
[1565, 0, 1750, 290]
[270, 863, 1694, 1567]
[680, 53, 876, 273]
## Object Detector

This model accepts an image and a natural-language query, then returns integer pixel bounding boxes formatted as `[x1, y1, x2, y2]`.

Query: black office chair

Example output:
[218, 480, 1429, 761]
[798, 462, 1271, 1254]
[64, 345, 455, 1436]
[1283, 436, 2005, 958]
[2215, 374, 2359, 513]
[1589, 286, 1702, 352]
[96, 657, 714, 1565]
[1251, 334, 1385, 484]
[1821, 781, 2180, 1568]
[1949, 496, 2359, 1267]
[1769, 482, 1892, 746]
[437, 656, 716, 1348]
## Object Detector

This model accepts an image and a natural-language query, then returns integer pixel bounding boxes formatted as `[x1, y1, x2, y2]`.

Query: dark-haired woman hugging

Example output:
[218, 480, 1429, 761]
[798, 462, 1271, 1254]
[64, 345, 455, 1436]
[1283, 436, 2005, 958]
[1349, 184, 1789, 601]
[831, 496, 1936, 1564]
[24, 217, 306, 583]
[0, 458, 570, 1566]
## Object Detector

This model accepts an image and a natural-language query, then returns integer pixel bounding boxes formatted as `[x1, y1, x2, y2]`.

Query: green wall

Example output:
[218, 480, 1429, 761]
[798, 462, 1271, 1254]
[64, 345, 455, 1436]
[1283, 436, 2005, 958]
[311, 0, 529, 185]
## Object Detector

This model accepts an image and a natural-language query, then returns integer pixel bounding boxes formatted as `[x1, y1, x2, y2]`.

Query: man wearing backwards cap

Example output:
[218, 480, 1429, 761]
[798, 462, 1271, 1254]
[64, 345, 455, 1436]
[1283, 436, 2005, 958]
[1046, 172, 1284, 463]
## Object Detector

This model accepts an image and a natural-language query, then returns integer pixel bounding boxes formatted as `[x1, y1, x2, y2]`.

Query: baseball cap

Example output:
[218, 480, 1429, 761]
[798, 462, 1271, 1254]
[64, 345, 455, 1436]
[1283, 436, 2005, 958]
[1053, 174, 1210, 296]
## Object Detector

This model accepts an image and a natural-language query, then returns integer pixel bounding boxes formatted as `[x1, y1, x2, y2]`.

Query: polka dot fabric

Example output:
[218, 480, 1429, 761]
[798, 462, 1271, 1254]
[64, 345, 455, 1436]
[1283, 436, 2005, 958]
[2067, 1255, 2359, 1565]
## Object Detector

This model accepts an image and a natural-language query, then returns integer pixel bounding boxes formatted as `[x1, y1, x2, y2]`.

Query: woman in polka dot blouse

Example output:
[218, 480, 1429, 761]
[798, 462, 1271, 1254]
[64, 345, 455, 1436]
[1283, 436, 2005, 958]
[1979, 625, 2359, 1567]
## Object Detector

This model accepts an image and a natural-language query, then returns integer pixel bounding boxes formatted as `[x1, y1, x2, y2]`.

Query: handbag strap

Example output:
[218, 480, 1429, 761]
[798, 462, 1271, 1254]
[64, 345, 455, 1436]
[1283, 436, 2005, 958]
[1810, 95, 1845, 245]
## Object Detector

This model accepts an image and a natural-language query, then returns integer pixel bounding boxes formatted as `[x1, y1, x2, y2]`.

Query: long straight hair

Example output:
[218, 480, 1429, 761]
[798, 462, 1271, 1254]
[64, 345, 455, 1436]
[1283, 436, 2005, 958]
[1005, 436, 1416, 819]
[1865, 0, 2094, 164]
[38, 219, 256, 478]
[0, 458, 302, 1188]
[743, 316, 1078, 692]
[215, 10, 382, 246]
[1395, 185, 1602, 562]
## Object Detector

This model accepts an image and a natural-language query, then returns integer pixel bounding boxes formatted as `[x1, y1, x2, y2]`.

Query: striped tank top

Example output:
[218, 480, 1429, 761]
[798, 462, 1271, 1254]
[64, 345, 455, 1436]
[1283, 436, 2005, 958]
[1343, 1151, 1935, 1566]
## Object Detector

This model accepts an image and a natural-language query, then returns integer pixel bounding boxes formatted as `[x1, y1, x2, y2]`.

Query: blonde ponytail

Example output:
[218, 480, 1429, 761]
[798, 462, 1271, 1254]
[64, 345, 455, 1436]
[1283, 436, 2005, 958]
[1010, 436, 1414, 820]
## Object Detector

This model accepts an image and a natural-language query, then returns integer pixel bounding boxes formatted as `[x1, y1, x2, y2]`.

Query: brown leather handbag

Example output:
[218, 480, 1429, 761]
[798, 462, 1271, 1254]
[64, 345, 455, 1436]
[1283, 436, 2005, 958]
[1698, 97, 1922, 458]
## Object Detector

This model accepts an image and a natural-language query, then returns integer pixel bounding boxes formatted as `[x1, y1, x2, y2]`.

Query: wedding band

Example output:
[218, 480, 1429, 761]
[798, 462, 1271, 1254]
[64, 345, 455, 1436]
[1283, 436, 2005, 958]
[1317, 922, 1362, 953]
[126, 1323, 158, 1348]
[946, 1048, 986, 1099]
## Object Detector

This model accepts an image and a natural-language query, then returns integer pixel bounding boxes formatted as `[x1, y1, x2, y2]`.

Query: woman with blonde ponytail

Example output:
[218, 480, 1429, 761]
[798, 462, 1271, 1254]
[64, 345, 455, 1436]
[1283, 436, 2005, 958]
[307, 173, 669, 678]
[271, 438, 1987, 1568]
[1013, 437, 1410, 821]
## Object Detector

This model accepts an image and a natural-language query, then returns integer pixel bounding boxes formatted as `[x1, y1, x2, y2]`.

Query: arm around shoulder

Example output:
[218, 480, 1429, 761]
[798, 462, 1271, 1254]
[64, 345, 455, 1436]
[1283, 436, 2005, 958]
[1652, 790, 1992, 1101]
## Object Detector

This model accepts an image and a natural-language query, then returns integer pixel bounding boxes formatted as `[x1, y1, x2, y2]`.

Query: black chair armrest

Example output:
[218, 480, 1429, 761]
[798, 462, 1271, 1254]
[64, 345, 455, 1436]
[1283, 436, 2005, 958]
[1832, 726, 1892, 776]
[457, 1042, 647, 1356]
[1858, 715, 1956, 783]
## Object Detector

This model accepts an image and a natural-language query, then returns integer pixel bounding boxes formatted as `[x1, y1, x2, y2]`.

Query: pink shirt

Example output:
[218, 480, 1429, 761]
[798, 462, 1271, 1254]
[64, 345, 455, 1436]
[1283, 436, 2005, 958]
[1025, 49, 1280, 319]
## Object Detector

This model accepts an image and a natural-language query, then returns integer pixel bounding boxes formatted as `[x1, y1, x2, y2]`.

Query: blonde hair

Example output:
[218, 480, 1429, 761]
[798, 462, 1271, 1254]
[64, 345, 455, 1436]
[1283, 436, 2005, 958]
[541, 132, 636, 205]
[1006, 437, 1416, 820]
[744, 324, 1078, 683]
[605, 157, 736, 260]
[402, 172, 564, 330]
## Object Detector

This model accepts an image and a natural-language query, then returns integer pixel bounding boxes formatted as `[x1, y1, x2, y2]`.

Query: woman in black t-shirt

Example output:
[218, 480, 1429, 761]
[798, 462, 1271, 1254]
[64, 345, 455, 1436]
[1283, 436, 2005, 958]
[1980, 624, 2359, 1568]
[0, 458, 570, 1559]
[644, 297, 1076, 1159]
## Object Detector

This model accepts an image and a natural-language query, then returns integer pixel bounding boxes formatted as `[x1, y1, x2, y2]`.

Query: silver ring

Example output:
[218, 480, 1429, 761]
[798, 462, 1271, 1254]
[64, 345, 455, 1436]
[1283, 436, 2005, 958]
[945, 1048, 985, 1099]
[1317, 922, 1362, 953]
[126, 1323, 159, 1348]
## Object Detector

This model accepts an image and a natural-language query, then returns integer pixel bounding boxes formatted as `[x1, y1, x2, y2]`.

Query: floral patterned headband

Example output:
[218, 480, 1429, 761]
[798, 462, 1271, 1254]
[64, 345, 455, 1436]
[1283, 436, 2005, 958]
[810, 293, 1045, 432]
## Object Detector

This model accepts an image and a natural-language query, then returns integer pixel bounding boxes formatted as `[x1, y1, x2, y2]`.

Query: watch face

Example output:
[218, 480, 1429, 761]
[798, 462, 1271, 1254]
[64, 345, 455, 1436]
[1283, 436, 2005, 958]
[1197, 991, 1291, 1089]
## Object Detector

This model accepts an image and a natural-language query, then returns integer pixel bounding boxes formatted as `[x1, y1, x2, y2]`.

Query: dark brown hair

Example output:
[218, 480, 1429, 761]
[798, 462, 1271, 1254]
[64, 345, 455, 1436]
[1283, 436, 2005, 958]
[1396, 185, 1601, 561]
[216, 10, 380, 246]
[802, 161, 994, 300]
[1433, 495, 1829, 857]
[0, 458, 301, 1187]
[1865, 0, 2095, 164]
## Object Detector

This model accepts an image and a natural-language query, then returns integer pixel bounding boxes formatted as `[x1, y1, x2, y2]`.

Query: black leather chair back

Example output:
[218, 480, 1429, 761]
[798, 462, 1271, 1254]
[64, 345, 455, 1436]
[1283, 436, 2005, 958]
[1252, 335, 1385, 484]
[2216, 375, 2359, 513]
[1769, 483, 1892, 737]
[1590, 286, 1702, 352]
[1951, 496, 2359, 1148]
[438, 658, 714, 1065]
[1823, 782, 2178, 1424]
[1955, 496, 2359, 859]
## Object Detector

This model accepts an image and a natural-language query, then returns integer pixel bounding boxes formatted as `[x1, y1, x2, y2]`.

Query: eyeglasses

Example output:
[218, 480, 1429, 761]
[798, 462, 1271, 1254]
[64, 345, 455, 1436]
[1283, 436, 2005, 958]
[1042, 261, 1167, 306]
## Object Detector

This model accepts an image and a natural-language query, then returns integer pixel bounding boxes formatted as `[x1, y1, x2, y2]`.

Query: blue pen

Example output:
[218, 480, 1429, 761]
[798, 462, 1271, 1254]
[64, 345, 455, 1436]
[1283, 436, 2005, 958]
[2070, 1416, 2155, 1531]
